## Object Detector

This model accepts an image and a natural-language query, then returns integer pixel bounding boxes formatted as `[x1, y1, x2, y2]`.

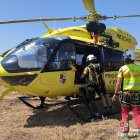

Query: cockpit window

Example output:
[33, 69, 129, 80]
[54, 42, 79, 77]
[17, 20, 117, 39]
[1, 37, 63, 72]
[47, 43, 75, 71]
[16, 43, 47, 68]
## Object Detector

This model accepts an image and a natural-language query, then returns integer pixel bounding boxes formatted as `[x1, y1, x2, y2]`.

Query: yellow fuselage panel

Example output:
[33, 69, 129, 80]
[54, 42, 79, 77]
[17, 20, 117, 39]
[104, 27, 136, 51]
[14, 84, 81, 98]
[41, 26, 91, 39]
[103, 71, 118, 93]
[9, 71, 82, 98]
[41, 25, 136, 51]
[0, 69, 82, 98]
[135, 48, 140, 60]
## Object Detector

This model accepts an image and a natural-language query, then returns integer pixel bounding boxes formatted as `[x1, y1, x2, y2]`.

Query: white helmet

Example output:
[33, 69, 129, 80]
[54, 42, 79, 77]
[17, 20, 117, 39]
[123, 50, 136, 60]
[86, 54, 97, 62]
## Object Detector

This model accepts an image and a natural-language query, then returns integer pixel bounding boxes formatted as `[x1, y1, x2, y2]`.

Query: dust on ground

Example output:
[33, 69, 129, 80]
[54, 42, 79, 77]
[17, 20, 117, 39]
[0, 86, 139, 140]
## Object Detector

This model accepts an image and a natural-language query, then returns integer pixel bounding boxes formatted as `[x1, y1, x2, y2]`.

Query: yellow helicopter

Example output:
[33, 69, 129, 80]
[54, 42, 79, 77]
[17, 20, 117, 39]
[0, 0, 140, 121]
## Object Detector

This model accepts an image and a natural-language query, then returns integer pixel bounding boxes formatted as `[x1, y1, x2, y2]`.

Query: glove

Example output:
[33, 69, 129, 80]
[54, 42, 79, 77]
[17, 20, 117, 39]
[112, 93, 119, 101]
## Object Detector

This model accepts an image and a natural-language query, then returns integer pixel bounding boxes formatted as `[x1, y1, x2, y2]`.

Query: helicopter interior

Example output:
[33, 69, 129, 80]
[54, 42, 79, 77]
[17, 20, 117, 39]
[74, 42, 100, 84]
[74, 41, 124, 84]
[40, 38, 101, 84]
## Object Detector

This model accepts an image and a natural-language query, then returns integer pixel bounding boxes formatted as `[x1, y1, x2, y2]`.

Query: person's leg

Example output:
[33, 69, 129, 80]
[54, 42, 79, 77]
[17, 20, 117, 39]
[104, 94, 112, 108]
[95, 85, 108, 109]
[120, 105, 130, 133]
[100, 95, 108, 109]
[86, 88, 98, 116]
[121, 104, 130, 122]
[132, 106, 140, 129]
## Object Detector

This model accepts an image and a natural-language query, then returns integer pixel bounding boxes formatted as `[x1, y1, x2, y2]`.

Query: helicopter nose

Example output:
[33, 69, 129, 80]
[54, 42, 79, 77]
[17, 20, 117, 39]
[0, 63, 10, 85]
[0, 56, 11, 75]
[0, 56, 15, 87]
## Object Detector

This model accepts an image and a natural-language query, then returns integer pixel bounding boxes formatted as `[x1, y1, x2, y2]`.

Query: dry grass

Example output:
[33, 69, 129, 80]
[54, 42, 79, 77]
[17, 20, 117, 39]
[0, 86, 139, 140]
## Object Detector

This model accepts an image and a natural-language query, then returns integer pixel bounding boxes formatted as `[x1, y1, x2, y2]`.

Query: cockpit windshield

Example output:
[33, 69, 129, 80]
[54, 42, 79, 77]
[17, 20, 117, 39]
[2, 37, 68, 72]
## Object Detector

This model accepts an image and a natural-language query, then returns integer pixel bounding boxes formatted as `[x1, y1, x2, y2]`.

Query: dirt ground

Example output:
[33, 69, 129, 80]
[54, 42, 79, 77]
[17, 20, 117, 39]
[0, 86, 139, 140]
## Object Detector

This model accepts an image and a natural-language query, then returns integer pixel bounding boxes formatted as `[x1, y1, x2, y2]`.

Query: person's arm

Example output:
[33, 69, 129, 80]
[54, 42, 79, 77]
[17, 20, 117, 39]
[80, 67, 88, 79]
[115, 67, 123, 94]
[115, 77, 122, 94]
[81, 73, 86, 79]
[112, 67, 123, 101]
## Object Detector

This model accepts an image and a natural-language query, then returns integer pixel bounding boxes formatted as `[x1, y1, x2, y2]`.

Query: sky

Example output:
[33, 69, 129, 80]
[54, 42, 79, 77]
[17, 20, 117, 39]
[0, 0, 140, 54]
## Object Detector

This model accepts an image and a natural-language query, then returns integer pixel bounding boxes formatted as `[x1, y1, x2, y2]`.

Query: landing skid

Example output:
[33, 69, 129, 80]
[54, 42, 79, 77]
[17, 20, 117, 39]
[18, 94, 121, 122]
[18, 96, 46, 109]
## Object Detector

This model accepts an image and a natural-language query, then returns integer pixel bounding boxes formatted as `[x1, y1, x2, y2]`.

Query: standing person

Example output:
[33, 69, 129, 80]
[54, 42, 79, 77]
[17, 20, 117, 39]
[113, 50, 140, 138]
[81, 54, 112, 116]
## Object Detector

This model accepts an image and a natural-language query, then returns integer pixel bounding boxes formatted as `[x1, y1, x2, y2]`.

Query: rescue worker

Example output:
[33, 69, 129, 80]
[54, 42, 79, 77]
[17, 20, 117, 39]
[81, 54, 112, 116]
[113, 50, 140, 138]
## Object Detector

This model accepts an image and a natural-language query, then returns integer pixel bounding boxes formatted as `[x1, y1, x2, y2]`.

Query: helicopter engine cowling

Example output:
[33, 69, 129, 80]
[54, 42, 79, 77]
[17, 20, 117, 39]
[86, 21, 106, 34]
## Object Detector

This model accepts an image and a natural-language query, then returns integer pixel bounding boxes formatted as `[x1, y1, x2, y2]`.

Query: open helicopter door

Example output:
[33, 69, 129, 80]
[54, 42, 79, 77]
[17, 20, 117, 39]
[74, 42, 101, 85]
[40, 39, 76, 98]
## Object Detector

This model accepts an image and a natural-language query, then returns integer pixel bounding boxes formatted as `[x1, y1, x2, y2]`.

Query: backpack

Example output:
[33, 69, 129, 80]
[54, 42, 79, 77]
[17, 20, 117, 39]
[88, 63, 103, 86]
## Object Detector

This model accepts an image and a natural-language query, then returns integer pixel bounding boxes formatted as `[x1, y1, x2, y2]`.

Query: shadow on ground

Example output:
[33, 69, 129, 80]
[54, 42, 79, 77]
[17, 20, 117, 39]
[24, 100, 126, 128]
[24, 105, 84, 128]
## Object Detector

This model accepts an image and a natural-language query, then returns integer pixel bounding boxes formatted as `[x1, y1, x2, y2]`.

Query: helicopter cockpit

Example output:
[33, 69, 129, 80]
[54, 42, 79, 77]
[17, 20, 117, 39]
[1, 36, 69, 73]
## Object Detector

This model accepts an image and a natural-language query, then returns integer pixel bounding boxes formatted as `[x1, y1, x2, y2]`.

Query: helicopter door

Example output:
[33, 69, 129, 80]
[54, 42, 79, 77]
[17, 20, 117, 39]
[40, 42, 76, 97]
[74, 44, 101, 84]
[102, 48, 123, 93]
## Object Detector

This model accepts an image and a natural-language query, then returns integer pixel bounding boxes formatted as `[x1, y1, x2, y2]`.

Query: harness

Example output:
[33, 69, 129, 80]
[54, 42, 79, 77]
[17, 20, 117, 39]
[119, 64, 140, 106]
[87, 63, 105, 95]
[119, 91, 140, 106]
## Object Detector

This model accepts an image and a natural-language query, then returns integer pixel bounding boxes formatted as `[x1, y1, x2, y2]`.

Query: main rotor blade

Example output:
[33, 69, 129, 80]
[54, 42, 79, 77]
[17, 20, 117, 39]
[0, 17, 81, 24]
[82, 0, 95, 15]
[104, 14, 140, 20]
